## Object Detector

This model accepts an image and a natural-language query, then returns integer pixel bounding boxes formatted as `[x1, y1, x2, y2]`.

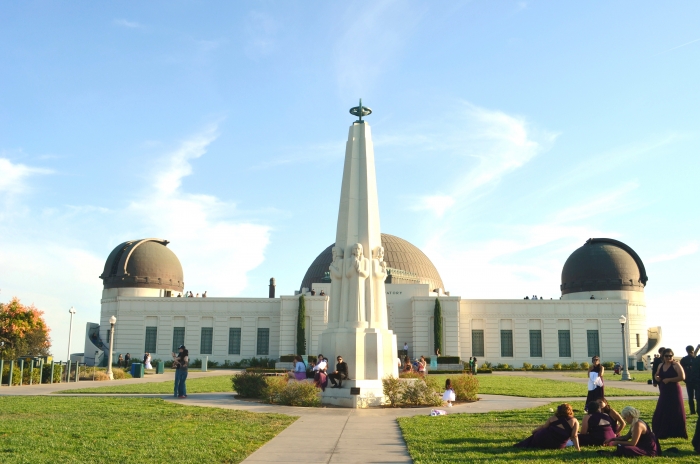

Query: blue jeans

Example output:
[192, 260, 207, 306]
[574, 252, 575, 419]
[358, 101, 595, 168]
[174, 369, 188, 397]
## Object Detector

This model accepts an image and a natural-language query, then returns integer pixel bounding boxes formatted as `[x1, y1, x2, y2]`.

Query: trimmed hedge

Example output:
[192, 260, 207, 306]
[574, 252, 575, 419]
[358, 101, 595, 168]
[424, 356, 461, 364]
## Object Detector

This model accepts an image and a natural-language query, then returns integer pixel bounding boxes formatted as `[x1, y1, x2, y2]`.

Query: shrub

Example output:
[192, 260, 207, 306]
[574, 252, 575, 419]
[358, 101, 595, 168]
[42, 364, 63, 383]
[425, 356, 460, 364]
[405, 380, 443, 406]
[482, 362, 492, 368]
[553, 363, 562, 370]
[382, 376, 405, 407]
[277, 381, 320, 407]
[603, 361, 615, 369]
[476, 368, 493, 374]
[451, 374, 479, 402]
[538, 364, 547, 370]
[94, 371, 110, 381]
[399, 371, 421, 379]
[279, 355, 296, 363]
[245, 368, 287, 373]
[580, 361, 590, 370]
[565, 362, 580, 370]
[207, 359, 219, 368]
[231, 372, 267, 398]
[111, 368, 131, 380]
[495, 363, 510, 370]
[423, 375, 442, 395]
[522, 362, 532, 370]
[262, 376, 289, 404]
[164, 360, 174, 368]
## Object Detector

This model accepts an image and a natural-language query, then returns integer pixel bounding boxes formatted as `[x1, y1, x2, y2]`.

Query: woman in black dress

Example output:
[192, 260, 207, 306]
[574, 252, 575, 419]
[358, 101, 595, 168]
[602, 406, 661, 457]
[515, 403, 580, 451]
[579, 401, 617, 446]
[652, 348, 687, 439]
[585, 356, 605, 409]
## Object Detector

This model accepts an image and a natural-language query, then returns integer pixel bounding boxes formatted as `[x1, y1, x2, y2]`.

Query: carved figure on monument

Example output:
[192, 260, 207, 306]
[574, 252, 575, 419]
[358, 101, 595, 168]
[370, 246, 388, 328]
[328, 246, 344, 326]
[344, 243, 369, 325]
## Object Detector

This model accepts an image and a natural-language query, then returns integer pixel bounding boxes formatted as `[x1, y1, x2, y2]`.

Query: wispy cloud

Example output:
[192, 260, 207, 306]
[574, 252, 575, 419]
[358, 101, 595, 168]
[552, 181, 640, 223]
[244, 11, 278, 58]
[664, 38, 700, 54]
[113, 19, 143, 29]
[648, 242, 699, 264]
[0, 158, 51, 195]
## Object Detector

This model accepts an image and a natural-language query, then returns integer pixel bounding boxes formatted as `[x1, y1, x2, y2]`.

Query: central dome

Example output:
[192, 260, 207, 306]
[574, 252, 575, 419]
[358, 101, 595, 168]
[300, 233, 444, 292]
[100, 238, 184, 291]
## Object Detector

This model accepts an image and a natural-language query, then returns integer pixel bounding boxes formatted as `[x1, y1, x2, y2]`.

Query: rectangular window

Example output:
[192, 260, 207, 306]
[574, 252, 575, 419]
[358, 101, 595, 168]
[144, 326, 157, 353]
[200, 327, 213, 355]
[558, 330, 571, 357]
[636, 333, 640, 348]
[172, 327, 185, 352]
[228, 328, 241, 355]
[257, 328, 270, 356]
[529, 330, 542, 357]
[471, 330, 484, 357]
[500, 330, 513, 357]
[587, 330, 600, 357]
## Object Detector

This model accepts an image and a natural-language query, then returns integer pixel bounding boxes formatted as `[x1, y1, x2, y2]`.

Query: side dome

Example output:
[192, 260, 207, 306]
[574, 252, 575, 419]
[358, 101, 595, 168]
[100, 238, 184, 291]
[560, 238, 647, 296]
[300, 233, 445, 292]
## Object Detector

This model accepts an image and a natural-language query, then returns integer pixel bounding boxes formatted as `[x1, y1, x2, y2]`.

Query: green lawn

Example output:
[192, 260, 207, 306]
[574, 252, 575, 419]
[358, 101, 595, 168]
[0, 396, 295, 463]
[60, 375, 233, 394]
[399, 400, 697, 463]
[565, 372, 653, 384]
[429, 374, 655, 398]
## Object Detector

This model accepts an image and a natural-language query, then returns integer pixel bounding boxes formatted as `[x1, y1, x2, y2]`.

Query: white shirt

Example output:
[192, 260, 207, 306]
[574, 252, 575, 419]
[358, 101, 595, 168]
[314, 359, 327, 371]
[404, 344, 408, 350]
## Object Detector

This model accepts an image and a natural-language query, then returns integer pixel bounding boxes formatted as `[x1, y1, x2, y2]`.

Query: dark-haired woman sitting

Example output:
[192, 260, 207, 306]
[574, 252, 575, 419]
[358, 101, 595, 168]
[515, 403, 580, 451]
[579, 401, 617, 446]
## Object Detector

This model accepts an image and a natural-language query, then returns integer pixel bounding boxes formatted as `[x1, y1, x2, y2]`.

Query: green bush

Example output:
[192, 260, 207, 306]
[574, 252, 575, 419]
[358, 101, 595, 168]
[403, 379, 443, 406]
[399, 371, 421, 379]
[279, 355, 296, 363]
[553, 363, 562, 370]
[580, 361, 590, 370]
[277, 381, 320, 407]
[262, 376, 289, 403]
[425, 356, 461, 364]
[189, 358, 202, 368]
[164, 360, 174, 368]
[522, 362, 532, 370]
[383, 376, 405, 407]
[482, 362, 492, 369]
[2, 363, 21, 385]
[42, 364, 63, 383]
[495, 363, 510, 369]
[111, 368, 131, 380]
[538, 364, 547, 370]
[451, 374, 479, 402]
[564, 362, 580, 370]
[231, 372, 267, 398]
[245, 368, 287, 373]
[603, 361, 615, 369]
[476, 368, 493, 374]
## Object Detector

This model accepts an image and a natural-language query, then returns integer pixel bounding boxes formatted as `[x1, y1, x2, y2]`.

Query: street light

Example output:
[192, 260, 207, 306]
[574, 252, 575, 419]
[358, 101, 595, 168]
[106, 315, 117, 380]
[619, 315, 631, 381]
[67, 307, 76, 364]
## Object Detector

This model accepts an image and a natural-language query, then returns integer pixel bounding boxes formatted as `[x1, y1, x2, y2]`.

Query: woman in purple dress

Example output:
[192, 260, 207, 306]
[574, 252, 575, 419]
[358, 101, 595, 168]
[579, 401, 617, 446]
[515, 403, 580, 451]
[602, 406, 661, 457]
[585, 356, 605, 409]
[652, 348, 687, 439]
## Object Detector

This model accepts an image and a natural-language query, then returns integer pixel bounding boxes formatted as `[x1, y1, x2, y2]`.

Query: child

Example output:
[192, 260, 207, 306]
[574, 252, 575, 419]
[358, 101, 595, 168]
[443, 378, 456, 407]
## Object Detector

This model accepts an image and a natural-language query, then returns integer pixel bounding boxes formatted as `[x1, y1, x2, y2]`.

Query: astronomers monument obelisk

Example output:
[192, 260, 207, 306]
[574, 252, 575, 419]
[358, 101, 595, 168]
[318, 101, 399, 407]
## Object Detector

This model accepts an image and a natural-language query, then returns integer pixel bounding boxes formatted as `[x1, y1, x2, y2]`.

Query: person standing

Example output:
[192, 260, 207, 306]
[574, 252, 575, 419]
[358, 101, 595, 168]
[172, 345, 189, 398]
[124, 353, 131, 368]
[472, 357, 478, 375]
[651, 347, 665, 387]
[117, 354, 124, 368]
[652, 348, 687, 439]
[586, 356, 605, 408]
[680, 345, 699, 415]
[329, 355, 348, 388]
[403, 342, 409, 358]
[144, 353, 152, 370]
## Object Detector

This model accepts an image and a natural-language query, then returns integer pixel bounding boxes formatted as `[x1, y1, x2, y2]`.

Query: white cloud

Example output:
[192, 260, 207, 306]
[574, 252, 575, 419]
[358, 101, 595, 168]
[648, 242, 699, 263]
[244, 11, 278, 58]
[0, 157, 51, 194]
[553, 182, 640, 223]
[113, 19, 143, 29]
[411, 195, 455, 217]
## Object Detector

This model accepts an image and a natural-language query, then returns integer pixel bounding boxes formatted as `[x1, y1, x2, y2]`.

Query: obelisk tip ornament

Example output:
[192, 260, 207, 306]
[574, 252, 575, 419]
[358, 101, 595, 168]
[349, 98, 372, 123]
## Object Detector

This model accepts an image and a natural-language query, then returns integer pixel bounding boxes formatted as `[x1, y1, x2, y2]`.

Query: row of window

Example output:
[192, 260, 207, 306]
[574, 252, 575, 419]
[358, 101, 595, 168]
[143, 327, 270, 356]
[471, 329, 600, 358]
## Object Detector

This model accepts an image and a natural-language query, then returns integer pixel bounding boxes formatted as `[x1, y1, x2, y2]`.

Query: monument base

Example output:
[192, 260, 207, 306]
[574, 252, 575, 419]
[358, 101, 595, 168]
[321, 379, 384, 408]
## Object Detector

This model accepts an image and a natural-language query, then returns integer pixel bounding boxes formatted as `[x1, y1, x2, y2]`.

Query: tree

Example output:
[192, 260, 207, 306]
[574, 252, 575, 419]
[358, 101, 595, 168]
[0, 297, 51, 359]
[296, 295, 306, 355]
[433, 298, 443, 355]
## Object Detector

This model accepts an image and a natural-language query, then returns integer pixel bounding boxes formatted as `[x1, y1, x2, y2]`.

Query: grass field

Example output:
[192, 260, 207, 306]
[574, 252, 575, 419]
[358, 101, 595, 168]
[399, 400, 697, 463]
[565, 372, 653, 384]
[0, 396, 295, 463]
[428, 374, 656, 398]
[60, 375, 233, 394]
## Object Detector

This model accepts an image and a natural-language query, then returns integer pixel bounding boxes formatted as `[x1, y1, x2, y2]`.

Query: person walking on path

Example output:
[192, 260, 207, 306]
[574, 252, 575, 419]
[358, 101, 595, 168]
[329, 355, 348, 388]
[124, 353, 131, 368]
[680, 344, 699, 415]
[601, 406, 661, 457]
[652, 348, 687, 439]
[172, 345, 189, 398]
[585, 356, 605, 409]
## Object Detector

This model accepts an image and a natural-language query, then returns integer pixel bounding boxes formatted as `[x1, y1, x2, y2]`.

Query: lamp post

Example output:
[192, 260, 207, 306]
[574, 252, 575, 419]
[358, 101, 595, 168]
[106, 316, 117, 380]
[619, 315, 631, 381]
[67, 307, 76, 364]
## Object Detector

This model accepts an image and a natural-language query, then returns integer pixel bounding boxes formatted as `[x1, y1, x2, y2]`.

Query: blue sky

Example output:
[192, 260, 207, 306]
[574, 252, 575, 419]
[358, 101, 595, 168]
[1, 1, 699, 361]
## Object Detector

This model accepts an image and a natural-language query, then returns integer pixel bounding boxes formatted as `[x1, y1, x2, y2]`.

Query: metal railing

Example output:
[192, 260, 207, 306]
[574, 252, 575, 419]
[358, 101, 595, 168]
[0, 358, 86, 387]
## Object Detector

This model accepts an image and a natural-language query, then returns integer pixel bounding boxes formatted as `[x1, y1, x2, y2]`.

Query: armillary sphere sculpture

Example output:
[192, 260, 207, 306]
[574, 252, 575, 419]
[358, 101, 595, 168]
[349, 99, 372, 123]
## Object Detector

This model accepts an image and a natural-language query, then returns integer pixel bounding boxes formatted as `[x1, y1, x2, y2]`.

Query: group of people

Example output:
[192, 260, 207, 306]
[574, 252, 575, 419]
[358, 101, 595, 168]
[288, 354, 348, 391]
[177, 291, 207, 298]
[402, 355, 428, 375]
[517, 347, 700, 456]
[116, 352, 153, 369]
[172, 345, 189, 398]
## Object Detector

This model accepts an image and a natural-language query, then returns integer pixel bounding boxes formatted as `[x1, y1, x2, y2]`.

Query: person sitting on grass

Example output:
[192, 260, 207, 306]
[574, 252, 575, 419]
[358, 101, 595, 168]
[599, 406, 661, 457]
[442, 379, 455, 407]
[288, 355, 306, 381]
[578, 401, 617, 446]
[598, 398, 626, 437]
[514, 403, 580, 451]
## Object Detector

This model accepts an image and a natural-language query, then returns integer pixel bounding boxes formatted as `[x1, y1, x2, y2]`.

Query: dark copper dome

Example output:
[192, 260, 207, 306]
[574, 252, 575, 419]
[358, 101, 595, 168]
[560, 238, 647, 296]
[300, 233, 444, 292]
[100, 238, 184, 291]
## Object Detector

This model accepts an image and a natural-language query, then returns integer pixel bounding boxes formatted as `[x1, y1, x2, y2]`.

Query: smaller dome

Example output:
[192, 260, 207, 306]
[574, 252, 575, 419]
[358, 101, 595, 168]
[561, 238, 648, 296]
[100, 238, 184, 291]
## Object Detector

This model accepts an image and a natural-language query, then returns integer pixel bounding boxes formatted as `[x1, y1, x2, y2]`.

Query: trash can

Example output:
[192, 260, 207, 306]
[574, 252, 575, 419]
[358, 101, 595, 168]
[637, 361, 645, 371]
[131, 363, 144, 378]
[156, 361, 164, 374]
